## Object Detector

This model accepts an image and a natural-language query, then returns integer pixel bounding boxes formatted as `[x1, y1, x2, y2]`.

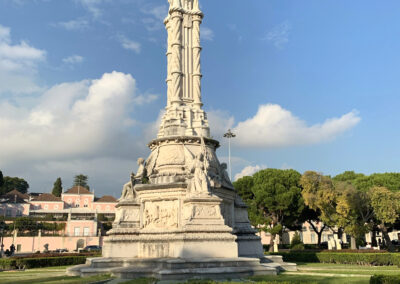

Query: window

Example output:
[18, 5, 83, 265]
[311, 233, 316, 243]
[74, 227, 80, 236]
[6, 209, 12, 217]
[322, 234, 328, 242]
[83, 227, 89, 236]
[16, 210, 22, 216]
[75, 204, 80, 208]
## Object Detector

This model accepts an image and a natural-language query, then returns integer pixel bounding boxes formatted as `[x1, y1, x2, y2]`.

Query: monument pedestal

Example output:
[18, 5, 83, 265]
[68, 0, 296, 279]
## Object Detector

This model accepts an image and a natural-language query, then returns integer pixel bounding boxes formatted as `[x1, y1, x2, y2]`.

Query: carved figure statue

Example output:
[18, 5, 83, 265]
[188, 153, 210, 195]
[135, 158, 146, 181]
[120, 172, 136, 201]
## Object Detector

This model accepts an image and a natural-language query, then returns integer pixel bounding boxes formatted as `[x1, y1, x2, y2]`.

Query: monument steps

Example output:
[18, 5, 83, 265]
[68, 258, 279, 280]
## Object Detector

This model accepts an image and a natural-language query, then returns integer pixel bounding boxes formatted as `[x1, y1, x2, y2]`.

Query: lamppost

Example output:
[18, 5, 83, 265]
[223, 129, 236, 180]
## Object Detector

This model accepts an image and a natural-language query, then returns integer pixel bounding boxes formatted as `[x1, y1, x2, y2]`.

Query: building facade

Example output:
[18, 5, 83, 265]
[0, 187, 117, 253]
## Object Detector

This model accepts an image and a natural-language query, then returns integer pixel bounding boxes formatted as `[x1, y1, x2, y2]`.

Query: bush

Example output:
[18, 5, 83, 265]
[0, 256, 88, 270]
[267, 251, 400, 266]
[370, 275, 400, 284]
[290, 232, 304, 251]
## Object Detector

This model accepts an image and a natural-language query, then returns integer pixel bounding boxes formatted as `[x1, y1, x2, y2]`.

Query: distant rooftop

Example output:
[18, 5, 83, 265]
[95, 195, 117, 203]
[64, 186, 92, 195]
[32, 193, 62, 202]
[0, 189, 29, 203]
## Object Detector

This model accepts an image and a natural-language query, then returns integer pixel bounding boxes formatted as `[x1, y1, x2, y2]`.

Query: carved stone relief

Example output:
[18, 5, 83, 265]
[143, 200, 179, 229]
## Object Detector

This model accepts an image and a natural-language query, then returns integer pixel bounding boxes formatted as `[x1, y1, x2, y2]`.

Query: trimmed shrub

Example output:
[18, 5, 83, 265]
[370, 275, 400, 284]
[0, 256, 87, 270]
[268, 252, 400, 266]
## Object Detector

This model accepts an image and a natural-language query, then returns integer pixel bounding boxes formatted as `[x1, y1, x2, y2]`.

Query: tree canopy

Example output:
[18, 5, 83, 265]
[0, 176, 29, 195]
[0, 170, 4, 188]
[73, 174, 89, 189]
[52, 177, 63, 197]
[235, 168, 304, 251]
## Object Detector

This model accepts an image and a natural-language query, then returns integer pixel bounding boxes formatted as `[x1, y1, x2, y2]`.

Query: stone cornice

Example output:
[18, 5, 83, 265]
[148, 136, 220, 149]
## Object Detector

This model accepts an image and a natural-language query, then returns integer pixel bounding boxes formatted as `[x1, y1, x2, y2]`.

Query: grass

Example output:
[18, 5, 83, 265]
[0, 263, 399, 284]
[0, 267, 113, 284]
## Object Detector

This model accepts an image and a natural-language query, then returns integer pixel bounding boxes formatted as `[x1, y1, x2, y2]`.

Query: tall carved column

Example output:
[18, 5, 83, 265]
[170, 1, 184, 106]
[192, 1, 203, 108]
[165, 18, 172, 107]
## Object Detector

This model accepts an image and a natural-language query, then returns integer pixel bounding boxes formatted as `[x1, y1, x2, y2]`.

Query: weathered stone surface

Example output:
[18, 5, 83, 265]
[69, 0, 295, 280]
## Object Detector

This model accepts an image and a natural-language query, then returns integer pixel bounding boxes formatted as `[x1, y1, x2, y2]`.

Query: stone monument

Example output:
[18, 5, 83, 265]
[68, 0, 295, 280]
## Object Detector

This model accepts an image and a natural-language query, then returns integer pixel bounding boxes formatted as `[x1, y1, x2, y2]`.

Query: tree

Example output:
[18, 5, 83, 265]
[299, 206, 327, 247]
[333, 171, 365, 183]
[369, 186, 400, 252]
[52, 177, 63, 197]
[0, 170, 4, 188]
[300, 171, 345, 244]
[73, 174, 89, 189]
[0, 177, 29, 195]
[233, 176, 261, 228]
[334, 182, 374, 249]
[251, 169, 304, 251]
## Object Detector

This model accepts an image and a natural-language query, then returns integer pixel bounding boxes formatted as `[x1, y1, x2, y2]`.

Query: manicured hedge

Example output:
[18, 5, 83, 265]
[370, 275, 400, 284]
[0, 256, 87, 269]
[268, 252, 400, 266]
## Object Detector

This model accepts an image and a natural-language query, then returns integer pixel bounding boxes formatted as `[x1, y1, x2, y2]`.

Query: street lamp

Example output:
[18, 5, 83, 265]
[223, 129, 236, 180]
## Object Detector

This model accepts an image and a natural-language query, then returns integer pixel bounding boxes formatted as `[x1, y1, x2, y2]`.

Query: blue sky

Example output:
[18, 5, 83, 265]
[0, 0, 399, 197]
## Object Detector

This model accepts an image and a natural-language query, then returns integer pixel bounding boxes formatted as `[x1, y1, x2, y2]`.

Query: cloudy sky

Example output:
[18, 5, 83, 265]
[0, 0, 399, 197]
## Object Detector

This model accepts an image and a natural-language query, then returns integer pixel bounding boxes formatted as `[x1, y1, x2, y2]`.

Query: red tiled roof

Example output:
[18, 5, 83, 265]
[1, 189, 28, 203]
[5, 189, 29, 200]
[32, 193, 62, 202]
[64, 186, 92, 195]
[95, 195, 117, 203]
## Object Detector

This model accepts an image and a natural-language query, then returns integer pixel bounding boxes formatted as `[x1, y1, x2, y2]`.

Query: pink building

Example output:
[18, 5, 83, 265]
[0, 190, 30, 217]
[0, 186, 117, 253]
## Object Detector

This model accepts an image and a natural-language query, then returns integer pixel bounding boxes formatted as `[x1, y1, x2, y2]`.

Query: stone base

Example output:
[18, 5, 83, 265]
[67, 257, 289, 280]
[102, 231, 238, 259]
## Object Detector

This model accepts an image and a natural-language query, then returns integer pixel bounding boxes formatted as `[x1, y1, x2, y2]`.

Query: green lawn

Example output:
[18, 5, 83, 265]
[0, 267, 113, 284]
[0, 263, 398, 284]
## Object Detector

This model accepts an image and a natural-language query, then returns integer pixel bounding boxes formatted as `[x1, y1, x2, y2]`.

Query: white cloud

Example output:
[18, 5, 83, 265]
[264, 21, 291, 49]
[56, 19, 89, 31]
[0, 24, 46, 94]
[118, 35, 141, 54]
[147, 5, 168, 21]
[233, 104, 361, 148]
[234, 165, 267, 181]
[133, 93, 158, 105]
[77, 0, 108, 18]
[63, 55, 84, 64]
[0, 71, 139, 163]
[201, 27, 214, 41]
[207, 109, 235, 140]
[141, 4, 168, 31]
[0, 71, 161, 196]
